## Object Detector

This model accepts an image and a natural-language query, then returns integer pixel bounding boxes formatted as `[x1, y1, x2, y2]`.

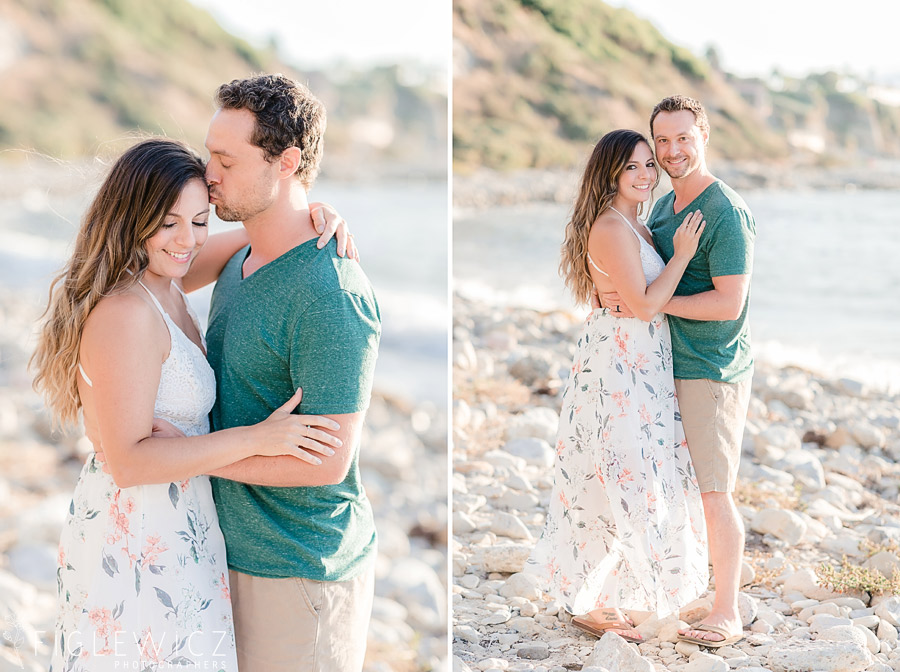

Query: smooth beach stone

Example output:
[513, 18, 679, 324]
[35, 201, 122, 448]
[519, 601, 539, 617]
[504, 472, 537, 494]
[501, 437, 555, 469]
[483, 449, 528, 471]
[849, 421, 886, 449]
[517, 643, 550, 660]
[675, 641, 700, 656]
[493, 490, 541, 512]
[456, 493, 489, 516]
[817, 624, 869, 647]
[772, 449, 826, 490]
[682, 652, 728, 672]
[766, 640, 874, 672]
[860, 625, 883, 654]
[741, 561, 756, 587]
[737, 592, 758, 624]
[877, 620, 899, 643]
[800, 602, 842, 622]
[491, 512, 534, 541]
[508, 351, 557, 387]
[460, 574, 481, 590]
[783, 568, 840, 600]
[864, 551, 900, 579]
[476, 544, 532, 574]
[874, 597, 900, 627]
[454, 656, 475, 672]
[853, 615, 881, 629]
[507, 616, 553, 637]
[454, 625, 483, 645]
[477, 658, 509, 671]
[755, 606, 786, 627]
[657, 620, 690, 643]
[809, 614, 854, 632]
[750, 620, 773, 634]
[499, 572, 543, 601]
[582, 632, 654, 672]
[750, 508, 807, 545]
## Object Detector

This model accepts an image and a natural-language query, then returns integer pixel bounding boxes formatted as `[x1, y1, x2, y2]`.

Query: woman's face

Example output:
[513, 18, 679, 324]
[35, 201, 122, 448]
[145, 178, 210, 281]
[616, 142, 656, 203]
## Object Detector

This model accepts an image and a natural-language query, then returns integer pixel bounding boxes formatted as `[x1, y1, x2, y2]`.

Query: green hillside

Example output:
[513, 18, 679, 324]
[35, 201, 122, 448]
[452, 0, 900, 172]
[0, 0, 446, 172]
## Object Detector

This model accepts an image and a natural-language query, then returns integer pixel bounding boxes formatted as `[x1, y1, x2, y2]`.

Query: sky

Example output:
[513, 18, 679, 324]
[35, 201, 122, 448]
[607, 0, 900, 82]
[188, 0, 449, 71]
[191, 1, 899, 85]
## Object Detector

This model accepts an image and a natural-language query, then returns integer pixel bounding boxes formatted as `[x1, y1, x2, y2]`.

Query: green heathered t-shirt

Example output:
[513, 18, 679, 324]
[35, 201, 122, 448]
[206, 238, 381, 581]
[649, 180, 755, 383]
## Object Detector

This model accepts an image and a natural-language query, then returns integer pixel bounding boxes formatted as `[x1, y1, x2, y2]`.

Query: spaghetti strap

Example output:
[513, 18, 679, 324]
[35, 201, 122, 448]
[78, 362, 93, 387]
[133, 279, 167, 318]
[587, 252, 609, 277]
[609, 206, 643, 242]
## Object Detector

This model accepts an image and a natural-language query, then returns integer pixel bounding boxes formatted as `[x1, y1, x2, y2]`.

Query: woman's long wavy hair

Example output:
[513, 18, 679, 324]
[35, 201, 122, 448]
[560, 129, 659, 305]
[31, 139, 206, 426]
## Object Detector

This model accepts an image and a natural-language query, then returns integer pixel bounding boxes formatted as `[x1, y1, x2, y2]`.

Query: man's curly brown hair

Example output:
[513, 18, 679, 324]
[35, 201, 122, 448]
[215, 73, 326, 191]
[649, 95, 709, 138]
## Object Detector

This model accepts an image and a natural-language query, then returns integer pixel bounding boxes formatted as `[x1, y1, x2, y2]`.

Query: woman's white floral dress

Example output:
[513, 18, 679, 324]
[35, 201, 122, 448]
[526, 221, 709, 618]
[51, 281, 237, 671]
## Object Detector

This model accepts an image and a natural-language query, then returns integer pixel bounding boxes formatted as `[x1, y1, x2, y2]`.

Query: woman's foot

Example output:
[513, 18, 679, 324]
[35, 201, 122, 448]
[571, 608, 642, 642]
[677, 612, 743, 647]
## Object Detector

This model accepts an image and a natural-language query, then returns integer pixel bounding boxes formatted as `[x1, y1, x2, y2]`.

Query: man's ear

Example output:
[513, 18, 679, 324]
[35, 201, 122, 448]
[278, 147, 302, 178]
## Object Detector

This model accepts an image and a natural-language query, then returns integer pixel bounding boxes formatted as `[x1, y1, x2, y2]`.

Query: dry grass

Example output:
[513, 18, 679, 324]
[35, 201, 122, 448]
[816, 556, 900, 596]
[733, 479, 802, 511]
[454, 372, 533, 409]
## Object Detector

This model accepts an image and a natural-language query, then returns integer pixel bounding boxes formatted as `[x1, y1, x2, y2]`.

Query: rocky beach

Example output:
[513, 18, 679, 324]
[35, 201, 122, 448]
[452, 293, 900, 672]
[0, 286, 448, 672]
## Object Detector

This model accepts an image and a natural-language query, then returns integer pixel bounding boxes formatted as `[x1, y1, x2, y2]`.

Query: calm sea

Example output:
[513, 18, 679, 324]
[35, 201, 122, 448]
[0, 173, 449, 405]
[454, 189, 900, 391]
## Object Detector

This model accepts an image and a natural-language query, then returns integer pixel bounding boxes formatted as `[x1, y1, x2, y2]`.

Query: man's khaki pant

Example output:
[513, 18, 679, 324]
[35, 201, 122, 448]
[229, 565, 374, 672]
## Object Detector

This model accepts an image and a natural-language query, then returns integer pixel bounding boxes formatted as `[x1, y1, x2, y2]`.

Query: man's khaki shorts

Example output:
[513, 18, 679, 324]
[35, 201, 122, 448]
[675, 377, 752, 493]
[229, 565, 374, 672]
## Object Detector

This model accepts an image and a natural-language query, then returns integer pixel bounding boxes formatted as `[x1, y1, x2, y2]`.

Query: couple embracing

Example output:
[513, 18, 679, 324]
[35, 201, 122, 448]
[33, 74, 379, 671]
[526, 95, 756, 649]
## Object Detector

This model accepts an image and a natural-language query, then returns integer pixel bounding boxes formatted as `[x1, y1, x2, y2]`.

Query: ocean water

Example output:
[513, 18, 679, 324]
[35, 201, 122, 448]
[0, 173, 449, 405]
[454, 189, 900, 391]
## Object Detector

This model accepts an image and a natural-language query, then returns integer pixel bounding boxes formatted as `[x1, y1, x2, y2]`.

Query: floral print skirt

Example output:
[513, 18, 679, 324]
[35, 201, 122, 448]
[526, 309, 709, 617]
[50, 455, 237, 671]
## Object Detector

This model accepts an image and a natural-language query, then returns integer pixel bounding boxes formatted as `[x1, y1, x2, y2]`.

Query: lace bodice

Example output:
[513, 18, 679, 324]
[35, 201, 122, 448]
[148, 283, 216, 438]
[587, 207, 666, 286]
[635, 226, 665, 285]
[78, 282, 215, 437]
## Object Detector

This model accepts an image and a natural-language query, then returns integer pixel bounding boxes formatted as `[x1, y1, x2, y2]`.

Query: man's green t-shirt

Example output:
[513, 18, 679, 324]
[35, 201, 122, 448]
[206, 238, 381, 582]
[649, 180, 755, 383]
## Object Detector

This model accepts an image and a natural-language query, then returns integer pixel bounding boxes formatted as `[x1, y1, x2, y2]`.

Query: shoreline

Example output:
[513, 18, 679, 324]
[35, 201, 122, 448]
[452, 293, 900, 672]
[453, 160, 900, 210]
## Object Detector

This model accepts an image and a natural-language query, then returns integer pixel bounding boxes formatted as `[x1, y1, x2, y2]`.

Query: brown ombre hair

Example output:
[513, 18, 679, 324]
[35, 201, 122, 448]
[560, 129, 659, 305]
[31, 138, 206, 426]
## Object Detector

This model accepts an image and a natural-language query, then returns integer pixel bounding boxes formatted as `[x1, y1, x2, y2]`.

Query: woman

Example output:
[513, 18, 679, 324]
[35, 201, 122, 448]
[32, 139, 346, 671]
[525, 130, 710, 642]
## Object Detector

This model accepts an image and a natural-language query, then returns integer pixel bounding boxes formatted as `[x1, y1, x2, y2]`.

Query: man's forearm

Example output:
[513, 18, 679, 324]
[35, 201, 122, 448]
[208, 454, 342, 487]
[663, 290, 743, 321]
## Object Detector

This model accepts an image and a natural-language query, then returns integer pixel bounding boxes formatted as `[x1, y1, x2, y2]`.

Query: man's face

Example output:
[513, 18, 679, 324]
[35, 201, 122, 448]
[204, 108, 279, 223]
[651, 110, 708, 180]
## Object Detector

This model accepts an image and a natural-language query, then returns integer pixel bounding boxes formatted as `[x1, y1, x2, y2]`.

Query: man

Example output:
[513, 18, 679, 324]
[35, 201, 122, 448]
[601, 95, 754, 647]
[204, 74, 381, 671]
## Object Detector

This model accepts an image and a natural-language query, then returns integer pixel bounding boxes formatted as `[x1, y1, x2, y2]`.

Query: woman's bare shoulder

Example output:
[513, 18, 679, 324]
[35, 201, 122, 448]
[82, 288, 165, 351]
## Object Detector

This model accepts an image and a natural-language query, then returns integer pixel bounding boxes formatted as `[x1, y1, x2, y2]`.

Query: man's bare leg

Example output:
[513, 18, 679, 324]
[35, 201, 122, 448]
[680, 491, 744, 641]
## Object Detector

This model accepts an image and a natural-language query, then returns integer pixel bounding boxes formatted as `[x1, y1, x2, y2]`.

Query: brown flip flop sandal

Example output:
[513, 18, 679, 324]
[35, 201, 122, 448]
[571, 615, 643, 643]
[677, 623, 743, 648]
